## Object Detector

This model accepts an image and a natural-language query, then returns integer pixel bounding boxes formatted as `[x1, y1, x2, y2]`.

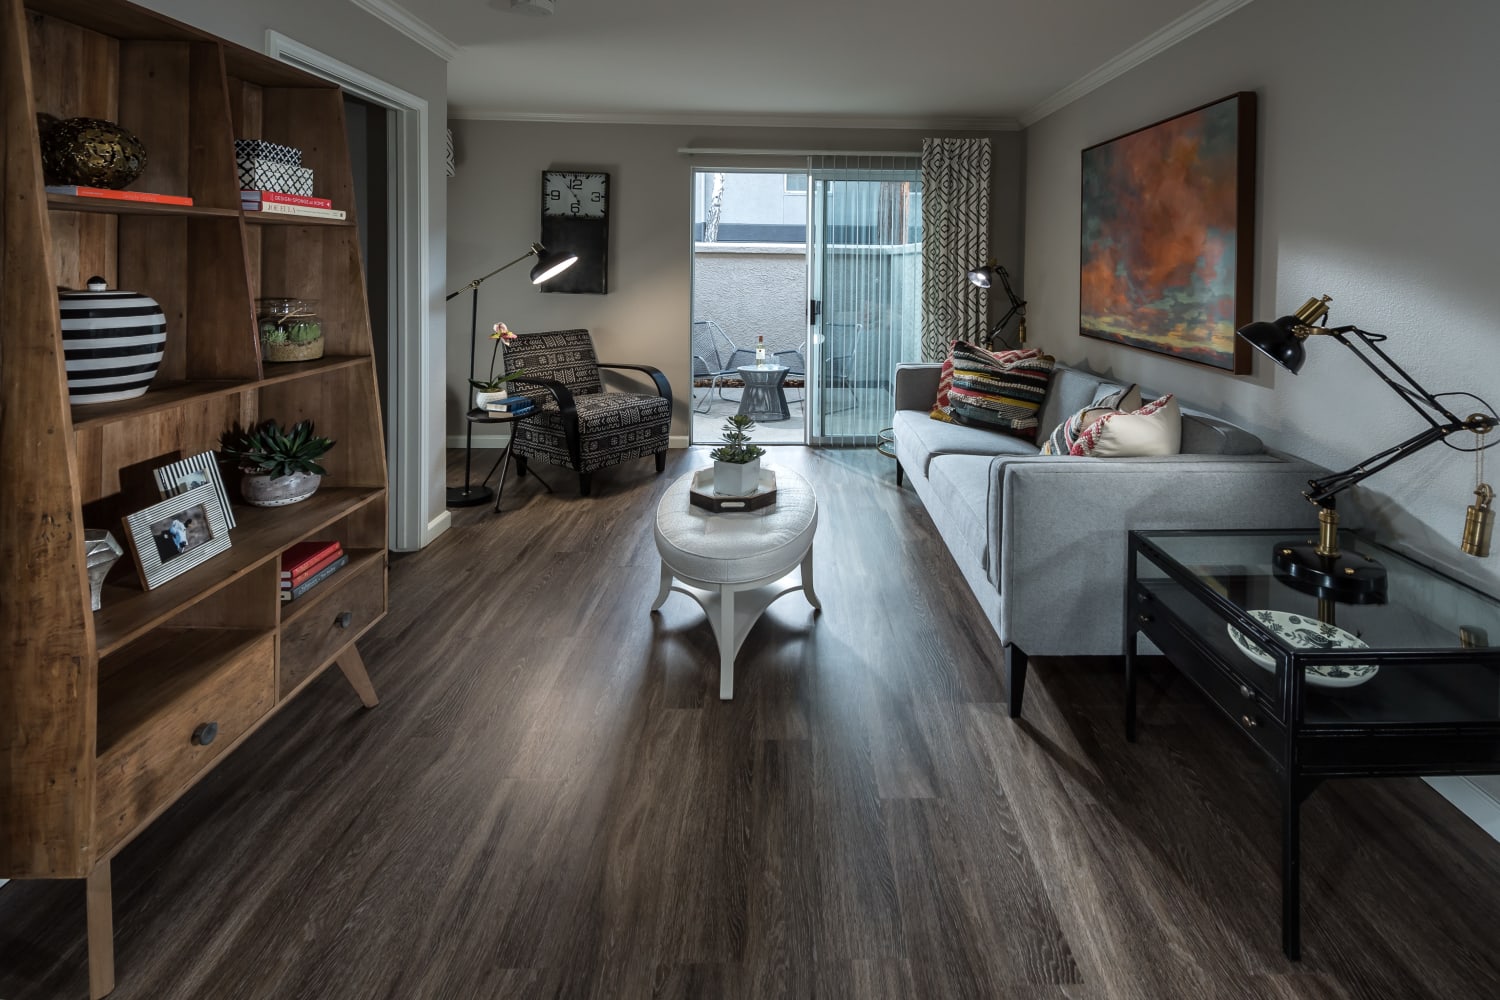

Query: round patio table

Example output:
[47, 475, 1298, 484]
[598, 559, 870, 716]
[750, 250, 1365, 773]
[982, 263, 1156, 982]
[735, 363, 791, 422]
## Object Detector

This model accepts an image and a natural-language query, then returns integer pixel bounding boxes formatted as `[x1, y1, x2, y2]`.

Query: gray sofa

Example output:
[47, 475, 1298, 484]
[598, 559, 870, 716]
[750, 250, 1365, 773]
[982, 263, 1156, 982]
[892, 361, 1327, 718]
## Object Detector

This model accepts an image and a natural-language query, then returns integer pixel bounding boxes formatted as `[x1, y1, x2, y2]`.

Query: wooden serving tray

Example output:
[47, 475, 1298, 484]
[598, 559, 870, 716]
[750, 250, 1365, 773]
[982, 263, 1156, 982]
[689, 468, 779, 512]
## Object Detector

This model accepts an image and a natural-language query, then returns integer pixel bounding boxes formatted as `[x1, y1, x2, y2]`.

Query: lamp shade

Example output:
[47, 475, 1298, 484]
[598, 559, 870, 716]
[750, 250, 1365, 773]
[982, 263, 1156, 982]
[530, 246, 578, 285]
[1236, 316, 1307, 373]
[967, 263, 998, 289]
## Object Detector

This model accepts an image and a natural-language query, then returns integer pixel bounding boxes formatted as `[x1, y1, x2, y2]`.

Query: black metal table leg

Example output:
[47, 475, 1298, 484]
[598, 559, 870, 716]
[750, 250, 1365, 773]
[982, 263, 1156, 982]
[1282, 774, 1303, 960]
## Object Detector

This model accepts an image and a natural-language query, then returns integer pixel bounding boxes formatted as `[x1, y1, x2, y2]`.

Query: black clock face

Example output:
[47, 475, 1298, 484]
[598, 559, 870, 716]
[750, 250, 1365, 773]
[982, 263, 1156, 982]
[541, 171, 609, 294]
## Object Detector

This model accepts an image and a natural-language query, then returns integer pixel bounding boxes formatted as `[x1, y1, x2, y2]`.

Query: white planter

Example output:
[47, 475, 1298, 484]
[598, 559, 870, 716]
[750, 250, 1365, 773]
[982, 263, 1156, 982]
[475, 388, 508, 411]
[713, 457, 760, 497]
[241, 471, 321, 507]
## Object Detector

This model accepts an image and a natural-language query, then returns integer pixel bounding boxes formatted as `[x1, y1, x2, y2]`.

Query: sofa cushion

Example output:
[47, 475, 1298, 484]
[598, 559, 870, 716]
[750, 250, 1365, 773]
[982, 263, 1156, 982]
[930, 343, 1040, 424]
[1180, 411, 1264, 455]
[895, 408, 1037, 476]
[1036, 366, 1107, 443]
[1071, 393, 1182, 457]
[945, 344, 1055, 439]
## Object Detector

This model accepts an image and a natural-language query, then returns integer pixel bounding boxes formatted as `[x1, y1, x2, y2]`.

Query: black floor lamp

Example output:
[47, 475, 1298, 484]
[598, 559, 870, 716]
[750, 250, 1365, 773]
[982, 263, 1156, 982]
[446, 242, 577, 507]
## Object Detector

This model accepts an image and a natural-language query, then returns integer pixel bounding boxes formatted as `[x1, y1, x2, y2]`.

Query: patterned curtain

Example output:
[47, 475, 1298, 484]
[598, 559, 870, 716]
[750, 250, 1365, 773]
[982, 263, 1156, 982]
[920, 138, 991, 362]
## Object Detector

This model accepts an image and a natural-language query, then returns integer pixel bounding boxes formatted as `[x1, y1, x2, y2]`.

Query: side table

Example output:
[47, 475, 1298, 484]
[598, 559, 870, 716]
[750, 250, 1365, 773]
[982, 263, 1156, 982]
[465, 407, 552, 513]
[736, 363, 791, 422]
[1126, 528, 1500, 960]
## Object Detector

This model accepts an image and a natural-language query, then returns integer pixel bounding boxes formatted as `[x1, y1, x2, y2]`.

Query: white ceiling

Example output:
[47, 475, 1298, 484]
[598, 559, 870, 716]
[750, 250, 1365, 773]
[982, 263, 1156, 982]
[388, 0, 1240, 127]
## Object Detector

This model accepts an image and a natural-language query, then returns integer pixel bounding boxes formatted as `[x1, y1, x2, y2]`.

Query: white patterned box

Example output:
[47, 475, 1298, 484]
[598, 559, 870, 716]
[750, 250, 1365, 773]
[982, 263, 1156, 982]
[236, 157, 314, 196]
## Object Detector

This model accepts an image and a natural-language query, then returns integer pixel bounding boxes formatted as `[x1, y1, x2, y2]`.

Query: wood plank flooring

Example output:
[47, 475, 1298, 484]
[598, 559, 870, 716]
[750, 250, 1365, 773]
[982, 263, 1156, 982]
[2, 446, 1499, 998]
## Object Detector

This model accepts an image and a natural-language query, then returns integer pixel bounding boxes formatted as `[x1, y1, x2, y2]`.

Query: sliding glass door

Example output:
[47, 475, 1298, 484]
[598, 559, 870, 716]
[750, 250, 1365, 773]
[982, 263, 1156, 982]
[806, 155, 923, 445]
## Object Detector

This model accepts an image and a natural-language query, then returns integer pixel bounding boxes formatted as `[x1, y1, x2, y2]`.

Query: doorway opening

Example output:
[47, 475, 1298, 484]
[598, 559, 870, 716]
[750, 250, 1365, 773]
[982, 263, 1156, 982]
[689, 158, 923, 448]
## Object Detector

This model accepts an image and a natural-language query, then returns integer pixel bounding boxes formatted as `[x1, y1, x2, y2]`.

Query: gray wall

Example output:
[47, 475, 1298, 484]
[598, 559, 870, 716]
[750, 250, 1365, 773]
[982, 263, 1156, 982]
[693, 250, 807, 358]
[1023, 0, 1500, 596]
[446, 121, 1022, 441]
[136, 0, 449, 541]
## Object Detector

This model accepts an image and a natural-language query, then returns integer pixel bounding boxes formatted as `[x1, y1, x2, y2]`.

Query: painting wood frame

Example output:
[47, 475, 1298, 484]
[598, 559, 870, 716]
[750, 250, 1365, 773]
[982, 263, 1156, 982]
[1079, 92, 1257, 373]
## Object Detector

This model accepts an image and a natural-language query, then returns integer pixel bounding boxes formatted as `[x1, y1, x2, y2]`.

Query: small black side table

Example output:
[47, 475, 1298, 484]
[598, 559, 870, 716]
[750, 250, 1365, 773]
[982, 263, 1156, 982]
[736, 364, 791, 422]
[1126, 528, 1500, 960]
[465, 408, 552, 513]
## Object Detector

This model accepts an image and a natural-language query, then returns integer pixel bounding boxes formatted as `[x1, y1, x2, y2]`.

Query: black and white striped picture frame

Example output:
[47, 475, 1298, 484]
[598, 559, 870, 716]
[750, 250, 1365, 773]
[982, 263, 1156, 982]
[58, 278, 167, 405]
[123, 482, 232, 591]
[153, 451, 236, 530]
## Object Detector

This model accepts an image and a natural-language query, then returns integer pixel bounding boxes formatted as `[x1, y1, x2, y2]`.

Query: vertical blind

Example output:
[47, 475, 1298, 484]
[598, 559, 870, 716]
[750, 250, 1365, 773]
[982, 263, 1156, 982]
[807, 154, 924, 446]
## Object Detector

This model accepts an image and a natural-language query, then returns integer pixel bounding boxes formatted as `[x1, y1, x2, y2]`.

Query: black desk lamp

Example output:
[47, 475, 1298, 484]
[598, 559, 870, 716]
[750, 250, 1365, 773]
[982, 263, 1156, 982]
[967, 259, 1027, 350]
[446, 242, 577, 507]
[1237, 294, 1497, 600]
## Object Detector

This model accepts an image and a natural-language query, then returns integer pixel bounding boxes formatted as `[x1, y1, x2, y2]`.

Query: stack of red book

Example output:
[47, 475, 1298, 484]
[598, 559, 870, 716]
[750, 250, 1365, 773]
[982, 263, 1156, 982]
[280, 540, 348, 602]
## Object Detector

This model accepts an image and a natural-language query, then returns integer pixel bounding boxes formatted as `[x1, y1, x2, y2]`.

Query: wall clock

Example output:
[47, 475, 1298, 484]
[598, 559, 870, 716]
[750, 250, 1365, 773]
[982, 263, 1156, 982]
[540, 170, 609, 294]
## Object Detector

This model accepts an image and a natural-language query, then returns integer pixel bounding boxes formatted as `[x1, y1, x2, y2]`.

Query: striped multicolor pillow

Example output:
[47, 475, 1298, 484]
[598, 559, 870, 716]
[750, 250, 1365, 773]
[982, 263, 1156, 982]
[930, 343, 1045, 425]
[944, 343, 1056, 439]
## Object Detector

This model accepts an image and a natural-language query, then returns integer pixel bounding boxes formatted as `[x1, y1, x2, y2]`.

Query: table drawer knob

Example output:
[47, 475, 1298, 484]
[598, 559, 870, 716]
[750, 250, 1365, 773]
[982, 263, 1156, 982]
[191, 722, 219, 746]
[1137, 613, 1153, 624]
[335, 611, 353, 629]
[1240, 714, 1259, 729]
[1239, 684, 1254, 699]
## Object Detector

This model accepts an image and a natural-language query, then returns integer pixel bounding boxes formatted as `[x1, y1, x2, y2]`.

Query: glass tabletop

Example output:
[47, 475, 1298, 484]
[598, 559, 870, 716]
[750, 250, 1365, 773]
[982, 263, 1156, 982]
[1136, 529, 1500, 652]
[1135, 529, 1500, 727]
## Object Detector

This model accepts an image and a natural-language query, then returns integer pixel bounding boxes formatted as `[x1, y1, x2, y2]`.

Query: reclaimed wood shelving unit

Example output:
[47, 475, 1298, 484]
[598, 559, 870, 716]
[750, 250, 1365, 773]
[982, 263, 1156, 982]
[0, 0, 389, 995]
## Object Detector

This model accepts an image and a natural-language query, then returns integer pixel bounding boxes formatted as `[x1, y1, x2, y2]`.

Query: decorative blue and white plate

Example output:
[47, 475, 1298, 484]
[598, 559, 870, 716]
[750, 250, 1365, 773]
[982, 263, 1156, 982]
[1226, 610, 1379, 689]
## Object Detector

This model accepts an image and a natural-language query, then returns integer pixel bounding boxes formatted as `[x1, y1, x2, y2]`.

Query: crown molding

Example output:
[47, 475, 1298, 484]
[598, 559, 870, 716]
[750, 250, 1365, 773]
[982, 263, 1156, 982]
[1020, 0, 1258, 127]
[347, 0, 459, 62]
[447, 108, 1021, 131]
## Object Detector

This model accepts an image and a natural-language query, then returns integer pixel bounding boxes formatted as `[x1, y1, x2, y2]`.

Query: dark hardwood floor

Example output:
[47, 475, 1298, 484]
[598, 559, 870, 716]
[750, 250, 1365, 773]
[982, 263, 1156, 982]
[3, 446, 1499, 999]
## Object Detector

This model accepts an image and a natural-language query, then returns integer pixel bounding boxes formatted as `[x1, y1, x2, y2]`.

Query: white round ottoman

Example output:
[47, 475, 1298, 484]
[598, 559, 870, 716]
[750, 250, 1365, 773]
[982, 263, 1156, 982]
[651, 467, 821, 699]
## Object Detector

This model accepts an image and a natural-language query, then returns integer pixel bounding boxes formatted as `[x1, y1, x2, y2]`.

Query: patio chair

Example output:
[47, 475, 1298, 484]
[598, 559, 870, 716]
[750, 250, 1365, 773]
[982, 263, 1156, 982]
[691, 319, 754, 412]
[774, 323, 858, 415]
[503, 329, 672, 496]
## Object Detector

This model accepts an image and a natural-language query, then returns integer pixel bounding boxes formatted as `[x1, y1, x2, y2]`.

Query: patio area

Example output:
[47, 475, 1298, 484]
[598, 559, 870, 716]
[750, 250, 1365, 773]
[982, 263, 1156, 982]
[690, 375, 891, 445]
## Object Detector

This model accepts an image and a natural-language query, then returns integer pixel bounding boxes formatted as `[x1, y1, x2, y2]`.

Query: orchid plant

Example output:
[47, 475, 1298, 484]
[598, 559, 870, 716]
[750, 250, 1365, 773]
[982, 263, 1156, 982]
[469, 322, 527, 392]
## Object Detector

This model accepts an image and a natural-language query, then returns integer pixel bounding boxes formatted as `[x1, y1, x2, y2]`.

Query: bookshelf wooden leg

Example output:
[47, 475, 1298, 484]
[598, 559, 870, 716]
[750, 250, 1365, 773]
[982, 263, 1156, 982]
[337, 646, 379, 708]
[87, 860, 115, 999]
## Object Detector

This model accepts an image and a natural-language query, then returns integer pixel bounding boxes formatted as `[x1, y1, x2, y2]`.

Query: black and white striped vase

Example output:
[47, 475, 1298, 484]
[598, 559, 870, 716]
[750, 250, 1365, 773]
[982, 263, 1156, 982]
[58, 276, 167, 405]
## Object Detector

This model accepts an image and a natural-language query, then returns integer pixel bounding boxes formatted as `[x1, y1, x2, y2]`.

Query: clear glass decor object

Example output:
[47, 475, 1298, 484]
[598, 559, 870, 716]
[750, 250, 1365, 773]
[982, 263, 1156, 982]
[257, 297, 323, 362]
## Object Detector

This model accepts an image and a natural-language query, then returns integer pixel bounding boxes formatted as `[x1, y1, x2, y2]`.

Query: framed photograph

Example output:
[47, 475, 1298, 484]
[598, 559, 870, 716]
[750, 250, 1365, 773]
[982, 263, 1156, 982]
[123, 482, 233, 590]
[1079, 92, 1257, 373]
[153, 450, 236, 529]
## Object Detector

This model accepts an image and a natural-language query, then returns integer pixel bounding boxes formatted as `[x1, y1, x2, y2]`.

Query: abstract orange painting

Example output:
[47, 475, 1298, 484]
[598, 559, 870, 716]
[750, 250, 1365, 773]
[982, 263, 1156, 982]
[1080, 93, 1257, 373]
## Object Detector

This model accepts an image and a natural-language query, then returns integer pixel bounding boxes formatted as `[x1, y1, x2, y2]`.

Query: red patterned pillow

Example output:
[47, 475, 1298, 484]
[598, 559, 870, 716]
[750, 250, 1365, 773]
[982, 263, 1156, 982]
[930, 342, 1042, 425]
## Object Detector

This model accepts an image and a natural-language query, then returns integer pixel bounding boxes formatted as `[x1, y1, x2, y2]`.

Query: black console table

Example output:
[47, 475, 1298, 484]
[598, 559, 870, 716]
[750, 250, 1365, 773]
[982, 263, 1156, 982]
[1126, 528, 1500, 959]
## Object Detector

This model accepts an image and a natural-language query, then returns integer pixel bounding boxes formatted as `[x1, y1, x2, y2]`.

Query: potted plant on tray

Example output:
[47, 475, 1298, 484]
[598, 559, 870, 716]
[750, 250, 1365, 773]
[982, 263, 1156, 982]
[470, 322, 526, 411]
[709, 414, 766, 496]
[221, 419, 335, 507]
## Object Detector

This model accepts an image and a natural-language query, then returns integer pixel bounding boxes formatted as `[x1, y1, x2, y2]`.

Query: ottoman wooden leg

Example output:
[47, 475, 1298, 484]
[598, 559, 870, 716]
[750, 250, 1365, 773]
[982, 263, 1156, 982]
[801, 546, 821, 611]
[718, 585, 736, 700]
[651, 562, 673, 611]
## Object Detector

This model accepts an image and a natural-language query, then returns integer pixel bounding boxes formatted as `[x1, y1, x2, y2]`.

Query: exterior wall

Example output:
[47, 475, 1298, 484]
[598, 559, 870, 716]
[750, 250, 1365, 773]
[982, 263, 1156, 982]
[447, 121, 1022, 441]
[1022, 0, 1500, 596]
[693, 248, 806, 358]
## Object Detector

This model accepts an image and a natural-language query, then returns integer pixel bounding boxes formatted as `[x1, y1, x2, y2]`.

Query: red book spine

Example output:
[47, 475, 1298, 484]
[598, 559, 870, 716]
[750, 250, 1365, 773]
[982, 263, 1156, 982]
[46, 185, 194, 206]
[280, 541, 342, 578]
[241, 189, 333, 209]
[281, 548, 345, 588]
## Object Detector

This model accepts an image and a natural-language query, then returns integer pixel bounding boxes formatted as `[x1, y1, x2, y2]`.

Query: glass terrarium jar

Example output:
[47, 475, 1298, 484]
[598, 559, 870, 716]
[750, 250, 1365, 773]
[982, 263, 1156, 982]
[257, 297, 324, 362]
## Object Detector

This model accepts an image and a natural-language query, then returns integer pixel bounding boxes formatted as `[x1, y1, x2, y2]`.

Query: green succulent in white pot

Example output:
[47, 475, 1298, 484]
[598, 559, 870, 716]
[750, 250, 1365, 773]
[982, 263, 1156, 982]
[709, 414, 766, 496]
[221, 419, 335, 507]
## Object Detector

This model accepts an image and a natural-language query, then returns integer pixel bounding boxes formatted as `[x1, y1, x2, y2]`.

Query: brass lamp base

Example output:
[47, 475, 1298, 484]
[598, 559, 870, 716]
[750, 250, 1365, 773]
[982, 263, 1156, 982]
[1271, 506, 1387, 601]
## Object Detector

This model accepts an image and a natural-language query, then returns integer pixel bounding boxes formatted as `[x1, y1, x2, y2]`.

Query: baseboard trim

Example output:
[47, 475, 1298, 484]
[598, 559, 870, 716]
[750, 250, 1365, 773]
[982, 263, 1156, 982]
[1426, 777, 1500, 842]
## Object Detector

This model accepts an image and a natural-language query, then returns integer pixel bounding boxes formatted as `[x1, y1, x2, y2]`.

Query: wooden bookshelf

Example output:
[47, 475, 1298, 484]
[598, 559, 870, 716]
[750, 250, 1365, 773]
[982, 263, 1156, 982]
[0, 0, 388, 995]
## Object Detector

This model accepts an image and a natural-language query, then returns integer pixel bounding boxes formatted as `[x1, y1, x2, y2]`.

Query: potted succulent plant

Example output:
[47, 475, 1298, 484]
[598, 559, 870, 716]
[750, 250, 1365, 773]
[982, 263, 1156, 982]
[469, 322, 526, 411]
[221, 419, 335, 507]
[709, 414, 766, 496]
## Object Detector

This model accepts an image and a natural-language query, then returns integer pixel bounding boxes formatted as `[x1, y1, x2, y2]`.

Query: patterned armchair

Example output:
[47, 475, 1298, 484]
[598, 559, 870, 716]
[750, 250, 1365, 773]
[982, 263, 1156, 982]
[502, 329, 673, 496]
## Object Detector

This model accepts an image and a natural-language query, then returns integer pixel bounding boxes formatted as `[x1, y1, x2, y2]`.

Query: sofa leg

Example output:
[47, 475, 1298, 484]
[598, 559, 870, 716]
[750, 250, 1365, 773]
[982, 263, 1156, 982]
[515, 456, 528, 478]
[655, 449, 667, 473]
[1004, 644, 1028, 719]
[579, 472, 593, 497]
[895, 460, 904, 487]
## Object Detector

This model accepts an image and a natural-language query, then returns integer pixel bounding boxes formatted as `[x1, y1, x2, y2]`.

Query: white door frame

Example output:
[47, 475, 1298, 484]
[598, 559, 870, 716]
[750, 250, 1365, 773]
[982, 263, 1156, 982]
[265, 31, 447, 550]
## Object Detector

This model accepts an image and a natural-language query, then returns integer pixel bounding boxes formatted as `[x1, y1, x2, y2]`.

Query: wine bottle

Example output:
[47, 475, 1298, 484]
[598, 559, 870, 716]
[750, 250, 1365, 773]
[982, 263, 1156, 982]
[755, 335, 767, 363]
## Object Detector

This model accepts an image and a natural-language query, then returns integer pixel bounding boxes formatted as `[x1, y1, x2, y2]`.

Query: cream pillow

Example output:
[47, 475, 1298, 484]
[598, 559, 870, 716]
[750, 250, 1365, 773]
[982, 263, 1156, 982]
[1071, 393, 1181, 457]
[1040, 384, 1142, 455]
